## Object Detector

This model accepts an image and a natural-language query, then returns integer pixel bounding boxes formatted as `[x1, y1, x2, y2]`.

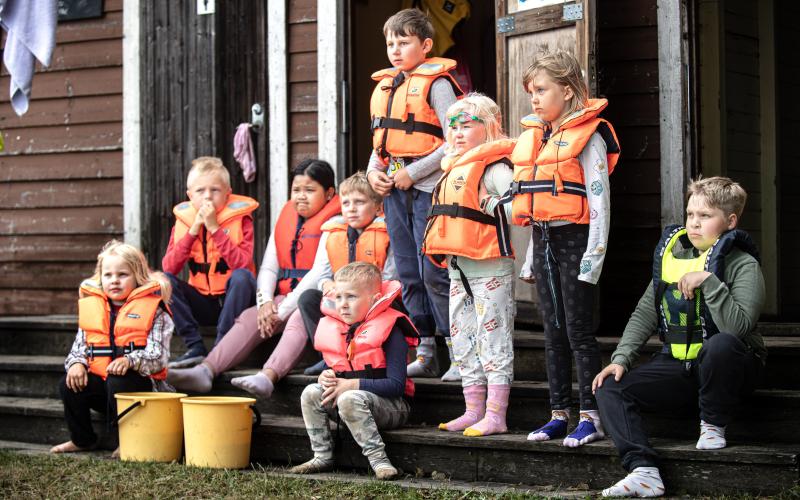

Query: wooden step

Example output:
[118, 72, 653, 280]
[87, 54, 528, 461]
[0, 396, 794, 496]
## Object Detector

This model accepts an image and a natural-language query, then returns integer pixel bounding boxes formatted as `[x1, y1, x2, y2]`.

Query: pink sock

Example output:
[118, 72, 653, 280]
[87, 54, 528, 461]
[464, 384, 510, 437]
[439, 385, 487, 432]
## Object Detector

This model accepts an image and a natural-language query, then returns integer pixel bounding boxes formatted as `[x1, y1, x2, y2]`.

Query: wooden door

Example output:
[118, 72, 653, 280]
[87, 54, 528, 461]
[495, 0, 597, 313]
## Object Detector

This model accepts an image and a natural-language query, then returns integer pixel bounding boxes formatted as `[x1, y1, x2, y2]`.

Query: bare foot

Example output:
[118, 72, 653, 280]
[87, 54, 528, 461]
[50, 441, 87, 454]
[111, 447, 120, 459]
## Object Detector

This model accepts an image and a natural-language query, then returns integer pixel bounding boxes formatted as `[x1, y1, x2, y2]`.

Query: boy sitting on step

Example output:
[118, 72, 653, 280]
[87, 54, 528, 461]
[593, 177, 765, 498]
[289, 262, 418, 480]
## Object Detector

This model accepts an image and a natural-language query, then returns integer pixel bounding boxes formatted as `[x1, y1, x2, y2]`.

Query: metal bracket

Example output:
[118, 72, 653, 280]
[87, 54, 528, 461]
[250, 103, 264, 132]
[497, 16, 515, 34]
[562, 2, 583, 21]
[197, 0, 215, 15]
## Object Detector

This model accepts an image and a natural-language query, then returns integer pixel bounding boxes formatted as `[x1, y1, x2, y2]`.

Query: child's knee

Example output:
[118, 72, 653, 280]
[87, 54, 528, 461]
[301, 383, 325, 404]
[336, 391, 367, 420]
[227, 269, 255, 290]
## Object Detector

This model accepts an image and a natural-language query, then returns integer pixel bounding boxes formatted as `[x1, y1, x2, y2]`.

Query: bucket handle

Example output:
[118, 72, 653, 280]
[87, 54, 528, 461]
[111, 401, 141, 427]
[251, 404, 261, 429]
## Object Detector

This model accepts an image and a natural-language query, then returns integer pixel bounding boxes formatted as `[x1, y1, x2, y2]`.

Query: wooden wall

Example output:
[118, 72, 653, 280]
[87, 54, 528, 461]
[776, 0, 800, 318]
[288, 0, 319, 167]
[0, 0, 123, 315]
[596, 0, 662, 330]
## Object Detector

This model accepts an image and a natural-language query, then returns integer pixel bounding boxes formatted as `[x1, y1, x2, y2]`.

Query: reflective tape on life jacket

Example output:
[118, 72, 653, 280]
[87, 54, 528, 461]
[423, 139, 516, 275]
[314, 281, 418, 398]
[652, 225, 761, 360]
[274, 196, 341, 296]
[323, 216, 390, 274]
[173, 194, 259, 295]
[370, 57, 463, 160]
[506, 99, 620, 226]
[78, 280, 168, 381]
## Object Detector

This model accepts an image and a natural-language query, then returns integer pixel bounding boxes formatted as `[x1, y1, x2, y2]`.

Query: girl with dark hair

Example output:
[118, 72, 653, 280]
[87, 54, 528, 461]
[168, 159, 341, 393]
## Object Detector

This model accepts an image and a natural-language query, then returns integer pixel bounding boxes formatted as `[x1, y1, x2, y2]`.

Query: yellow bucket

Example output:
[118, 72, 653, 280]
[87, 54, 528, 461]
[115, 392, 187, 462]
[181, 396, 261, 469]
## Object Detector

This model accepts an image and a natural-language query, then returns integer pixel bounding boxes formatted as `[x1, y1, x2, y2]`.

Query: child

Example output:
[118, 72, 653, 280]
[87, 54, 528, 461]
[162, 156, 259, 367]
[507, 52, 620, 447]
[366, 8, 462, 379]
[594, 177, 764, 498]
[50, 241, 174, 455]
[167, 159, 340, 393]
[422, 93, 516, 436]
[288, 262, 418, 480]
[231, 171, 398, 392]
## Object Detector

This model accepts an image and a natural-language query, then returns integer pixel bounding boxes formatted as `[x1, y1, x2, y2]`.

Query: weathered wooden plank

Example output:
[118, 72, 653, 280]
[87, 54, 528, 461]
[289, 82, 317, 112]
[599, 0, 657, 28]
[105, 0, 122, 12]
[40, 39, 122, 73]
[288, 0, 316, 24]
[0, 179, 122, 209]
[288, 52, 317, 83]
[290, 142, 318, 167]
[611, 126, 661, 160]
[0, 151, 121, 182]
[0, 289, 77, 315]
[288, 22, 316, 53]
[0, 67, 122, 103]
[600, 94, 659, 126]
[0, 94, 122, 129]
[0, 262, 93, 289]
[598, 60, 659, 94]
[0, 234, 112, 262]
[55, 10, 122, 44]
[1, 123, 122, 154]
[289, 112, 318, 143]
[0, 207, 123, 235]
[599, 26, 658, 62]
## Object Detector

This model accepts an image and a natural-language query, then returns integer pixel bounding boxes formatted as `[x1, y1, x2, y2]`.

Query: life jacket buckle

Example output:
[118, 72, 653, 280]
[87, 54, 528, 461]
[682, 360, 693, 377]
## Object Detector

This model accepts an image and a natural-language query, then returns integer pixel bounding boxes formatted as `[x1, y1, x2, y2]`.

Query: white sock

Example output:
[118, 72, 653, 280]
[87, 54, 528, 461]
[696, 420, 727, 450]
[563, 409, 605, 448]
[231, 371, 275, 398]
[168, 363, 213, 393]
[602, 467, 665, 498]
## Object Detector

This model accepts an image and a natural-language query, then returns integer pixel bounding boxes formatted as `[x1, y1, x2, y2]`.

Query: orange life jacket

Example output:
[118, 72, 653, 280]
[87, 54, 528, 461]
[78, 280, 168, 381]
[423, 139, 516, 266]
[274, 196, 342, 296]
[370, 57, 463, 160]
[173, 194, 259, 296]
[508, 99, 620, 226]
[323, 216, 390, 274]
[314, 280, 419, 398]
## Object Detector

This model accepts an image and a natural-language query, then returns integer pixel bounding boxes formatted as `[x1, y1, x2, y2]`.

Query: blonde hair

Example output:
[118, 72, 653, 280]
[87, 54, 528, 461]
[339, 171, 383, 206]
[522, 51, 589, 120]
[90, 240, 172, 304]
[444, 92, 506, 155]
[334, 262, 382, 293]
[686, 176, 747, 218]
[187, 156, 231, 189]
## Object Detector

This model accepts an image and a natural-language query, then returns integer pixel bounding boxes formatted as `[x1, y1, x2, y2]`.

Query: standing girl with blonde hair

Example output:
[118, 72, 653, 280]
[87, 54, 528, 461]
[423, 92, 517, 436]
[507, 51, 620, 447]
[50, 240, 174, 456]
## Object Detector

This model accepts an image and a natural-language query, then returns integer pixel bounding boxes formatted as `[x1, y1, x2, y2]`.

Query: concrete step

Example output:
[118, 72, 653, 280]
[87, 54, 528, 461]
[0, 396, 792, 496]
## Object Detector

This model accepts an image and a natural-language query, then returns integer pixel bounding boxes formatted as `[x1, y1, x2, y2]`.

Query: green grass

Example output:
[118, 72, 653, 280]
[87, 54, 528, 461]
[0, 451, 550, 499]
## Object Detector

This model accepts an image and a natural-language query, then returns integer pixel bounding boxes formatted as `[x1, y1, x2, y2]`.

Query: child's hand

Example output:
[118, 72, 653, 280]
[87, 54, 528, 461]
[519, 276, 537, 284]
[318, 368, 336, 387]
[391, 168, 414, 191]
[189, 210, 205, 236]
[257, 301, 278, 338]
[199, 201, 220, 233]
[321, 280, 335, 296]
[677, 271, 711, 300]
[368, 170, 394, 197]
[592, 363, 626, 393]
[107, 356, 131, 376]
[321, 378, 359, 407]
[66, 363, 88, 393]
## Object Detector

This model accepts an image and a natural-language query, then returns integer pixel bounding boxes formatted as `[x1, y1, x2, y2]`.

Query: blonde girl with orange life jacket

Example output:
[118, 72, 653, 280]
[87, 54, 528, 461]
[422, 93, 517, 437]
[51, 240, 174, 457]
[508, 51, 620, 447]
[167, 159, 342, 395]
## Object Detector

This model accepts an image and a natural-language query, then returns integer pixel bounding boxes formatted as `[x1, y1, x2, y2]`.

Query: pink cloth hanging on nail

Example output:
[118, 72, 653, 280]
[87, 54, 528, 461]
[234, 123, 256, 183]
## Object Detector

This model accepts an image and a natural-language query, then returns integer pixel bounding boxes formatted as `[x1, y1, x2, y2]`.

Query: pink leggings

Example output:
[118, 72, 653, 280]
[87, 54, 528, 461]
[204, 303, 309, 380]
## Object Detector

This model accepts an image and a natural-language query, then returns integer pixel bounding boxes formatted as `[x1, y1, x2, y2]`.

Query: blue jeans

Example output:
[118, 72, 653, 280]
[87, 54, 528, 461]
[382, 187, 450, 337]
[166, 268, 256, 349]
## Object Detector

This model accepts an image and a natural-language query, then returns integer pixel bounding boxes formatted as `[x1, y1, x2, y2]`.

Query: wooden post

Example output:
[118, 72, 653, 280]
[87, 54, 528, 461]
[268, 0, 289, 228]
[657, 0, 691, 227]
[123, 0, 141, 248]
[317, 0, 340, 181]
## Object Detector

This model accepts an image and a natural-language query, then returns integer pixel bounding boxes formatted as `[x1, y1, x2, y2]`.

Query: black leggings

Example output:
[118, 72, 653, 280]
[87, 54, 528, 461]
[531, 223, 600, 411]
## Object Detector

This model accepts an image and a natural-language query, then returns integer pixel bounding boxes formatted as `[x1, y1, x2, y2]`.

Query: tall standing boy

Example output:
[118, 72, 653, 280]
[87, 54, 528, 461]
[162, 157, 259, 367]
[367, 8, 462, 379]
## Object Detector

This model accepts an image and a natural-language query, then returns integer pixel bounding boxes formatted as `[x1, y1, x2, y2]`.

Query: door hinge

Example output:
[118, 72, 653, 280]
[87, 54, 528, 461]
[497, 16, 515, 34]
[562, 2, 583, 21]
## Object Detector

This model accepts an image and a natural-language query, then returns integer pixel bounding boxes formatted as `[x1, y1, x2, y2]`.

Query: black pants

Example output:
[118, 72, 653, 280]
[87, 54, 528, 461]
[595, 333, 763, 471]
[59, 370, 152, 448]
[531, 223, 600, 410]
[297, 288, 324, 345]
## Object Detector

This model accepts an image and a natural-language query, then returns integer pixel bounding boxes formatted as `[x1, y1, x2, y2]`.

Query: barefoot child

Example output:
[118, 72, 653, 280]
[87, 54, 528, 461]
[422, 93, 516, 436]
[289, 263, 418, 480]
[594, 177, 764, 498]
[507, 51, 620, 447]
[51, 241, 173, 455]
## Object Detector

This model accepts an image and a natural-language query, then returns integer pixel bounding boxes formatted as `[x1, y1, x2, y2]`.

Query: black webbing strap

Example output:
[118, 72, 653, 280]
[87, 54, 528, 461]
[188, 258, 230, 275]
[508, 180, 588, 197]
[370, 114, 444, 138]
[451, 256, 473, 299]
[347, 226, 359, 264]
[88, 342, 145, 359]
[335, 366, 388, 380]
[654, 281, 668, 332]
[427, 203, 496, 225]
[277, 268, 310, 280]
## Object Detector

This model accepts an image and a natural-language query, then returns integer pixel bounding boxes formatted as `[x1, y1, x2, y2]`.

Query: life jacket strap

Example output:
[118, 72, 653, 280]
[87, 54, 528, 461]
[370, 114, 444, 139]
[188, 258, 230, 276]
[277, 268, 310, 280]
[335, 366, 387, 380]
[508, 180, 588, 197]
[88, 342, 145, 359]
[427, 203, 496, 225]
